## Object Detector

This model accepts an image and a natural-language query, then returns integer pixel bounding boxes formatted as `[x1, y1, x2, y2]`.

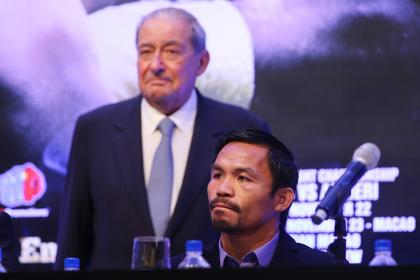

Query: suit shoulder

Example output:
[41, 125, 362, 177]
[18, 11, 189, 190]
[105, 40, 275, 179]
[0, 211, 13, 228]
[204, 96, 257, 117]
[293, 242, 336, 265]
[77, 96, 139, 124]
[201, 96, 269, 130]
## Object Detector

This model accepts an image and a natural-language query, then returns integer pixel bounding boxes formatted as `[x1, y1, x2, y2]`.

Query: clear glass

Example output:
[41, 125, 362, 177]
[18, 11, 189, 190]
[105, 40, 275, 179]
[131, 236, 171, 270]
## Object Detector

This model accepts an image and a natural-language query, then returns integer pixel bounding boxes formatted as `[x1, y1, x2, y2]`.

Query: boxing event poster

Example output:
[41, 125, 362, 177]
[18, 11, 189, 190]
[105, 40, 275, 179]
[0, 0, 419, 270]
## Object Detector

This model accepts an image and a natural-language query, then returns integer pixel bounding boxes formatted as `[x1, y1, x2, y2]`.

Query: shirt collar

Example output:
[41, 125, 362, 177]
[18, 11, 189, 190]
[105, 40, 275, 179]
[141, 89, 197, 135]
[218, 231, 279, 268]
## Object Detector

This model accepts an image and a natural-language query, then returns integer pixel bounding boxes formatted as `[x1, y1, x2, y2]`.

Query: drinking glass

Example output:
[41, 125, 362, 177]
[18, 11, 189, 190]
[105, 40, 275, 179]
[131, 236, 171, 270]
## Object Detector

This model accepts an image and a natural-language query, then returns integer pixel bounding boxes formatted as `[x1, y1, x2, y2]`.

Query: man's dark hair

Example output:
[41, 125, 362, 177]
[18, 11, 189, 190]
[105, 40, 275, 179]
[215, 128, 299, 229]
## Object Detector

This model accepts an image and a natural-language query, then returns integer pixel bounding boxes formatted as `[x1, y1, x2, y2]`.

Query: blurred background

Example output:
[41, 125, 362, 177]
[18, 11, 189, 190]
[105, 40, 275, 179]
[0, 0, 419, 271]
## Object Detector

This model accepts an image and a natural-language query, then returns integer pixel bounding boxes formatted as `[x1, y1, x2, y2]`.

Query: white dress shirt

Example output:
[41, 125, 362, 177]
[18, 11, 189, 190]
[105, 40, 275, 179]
[141, 90, 197, 215]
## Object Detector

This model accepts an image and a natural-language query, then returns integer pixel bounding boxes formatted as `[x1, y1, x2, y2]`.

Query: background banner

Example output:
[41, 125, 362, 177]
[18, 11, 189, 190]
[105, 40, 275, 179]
[0, 0, 419, 270]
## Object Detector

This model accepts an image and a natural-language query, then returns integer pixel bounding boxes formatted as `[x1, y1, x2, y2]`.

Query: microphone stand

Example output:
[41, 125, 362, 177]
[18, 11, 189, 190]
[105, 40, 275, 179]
[327, 207, 348, 265]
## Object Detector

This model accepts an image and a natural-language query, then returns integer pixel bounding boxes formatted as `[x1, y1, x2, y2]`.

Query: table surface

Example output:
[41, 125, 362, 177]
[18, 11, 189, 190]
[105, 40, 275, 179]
[1, 265, 420, 280]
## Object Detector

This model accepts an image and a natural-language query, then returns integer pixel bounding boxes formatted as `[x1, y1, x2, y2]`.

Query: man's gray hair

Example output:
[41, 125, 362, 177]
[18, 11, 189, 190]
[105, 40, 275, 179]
[135, 7, 206, 53]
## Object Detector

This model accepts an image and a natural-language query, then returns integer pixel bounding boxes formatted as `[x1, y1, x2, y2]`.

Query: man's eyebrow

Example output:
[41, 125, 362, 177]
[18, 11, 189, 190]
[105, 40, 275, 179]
[139, 40, 183, 48]
[210, 164, 257, 177]
[162, 40, 183, 47]
[234, 167, 258, 177]
[210, 163, 222, 171]
[138, 42, 154, 48]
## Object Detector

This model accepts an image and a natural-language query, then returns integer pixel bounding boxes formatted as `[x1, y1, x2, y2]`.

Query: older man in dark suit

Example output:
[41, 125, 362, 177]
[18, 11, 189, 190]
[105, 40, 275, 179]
[54, 7, 269, 270]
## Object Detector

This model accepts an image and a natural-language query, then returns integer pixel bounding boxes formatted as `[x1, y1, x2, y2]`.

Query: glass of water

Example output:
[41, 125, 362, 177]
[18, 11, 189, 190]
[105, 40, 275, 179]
[131, 236, 171, 270]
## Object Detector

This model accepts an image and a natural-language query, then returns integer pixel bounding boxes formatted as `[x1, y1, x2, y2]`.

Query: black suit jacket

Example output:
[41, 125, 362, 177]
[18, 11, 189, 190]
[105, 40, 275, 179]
[173, 228, 335, 268]
[54, 93, 269, 270]
[0, 211, 17, 272]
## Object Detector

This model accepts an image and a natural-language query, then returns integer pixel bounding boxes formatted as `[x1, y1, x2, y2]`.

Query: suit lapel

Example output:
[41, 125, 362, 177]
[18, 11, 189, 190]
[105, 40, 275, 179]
[269, 229, 299, 266]
[165, 93, 221, 237]
[203, 241, 221, 268]
[112, 96, 154, 233]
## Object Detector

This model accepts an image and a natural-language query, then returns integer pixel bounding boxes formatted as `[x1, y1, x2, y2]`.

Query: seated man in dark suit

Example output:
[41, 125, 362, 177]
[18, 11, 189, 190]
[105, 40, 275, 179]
[0, 211, 17, 272]
[174, 128, 335, 268]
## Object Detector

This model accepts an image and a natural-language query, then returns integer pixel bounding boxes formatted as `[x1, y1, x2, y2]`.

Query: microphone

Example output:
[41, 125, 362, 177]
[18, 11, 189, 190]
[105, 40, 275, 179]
[311, 143, 381, 225]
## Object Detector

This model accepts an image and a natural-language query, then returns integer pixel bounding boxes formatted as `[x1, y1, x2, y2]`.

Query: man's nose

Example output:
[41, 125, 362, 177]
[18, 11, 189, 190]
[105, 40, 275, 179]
[150, 53, 165, 74]
[216, 178, 234, 197]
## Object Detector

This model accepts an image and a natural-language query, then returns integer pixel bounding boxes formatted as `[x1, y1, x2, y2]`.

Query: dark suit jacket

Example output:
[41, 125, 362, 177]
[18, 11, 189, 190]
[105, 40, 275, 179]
[54, 93, 269, 270]
[0, 211, 17, 272]
[172, 228, 336, 268]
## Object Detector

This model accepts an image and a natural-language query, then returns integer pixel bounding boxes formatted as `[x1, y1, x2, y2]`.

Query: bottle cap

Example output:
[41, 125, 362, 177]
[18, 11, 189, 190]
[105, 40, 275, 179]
[186, 240, 202, 252]
[64, 257, 80, 269]
[374, 239, 392, 252]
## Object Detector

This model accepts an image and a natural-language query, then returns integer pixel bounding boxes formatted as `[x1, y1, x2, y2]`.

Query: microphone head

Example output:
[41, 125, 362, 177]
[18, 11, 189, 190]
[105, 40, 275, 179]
[352, 143, 381, 170]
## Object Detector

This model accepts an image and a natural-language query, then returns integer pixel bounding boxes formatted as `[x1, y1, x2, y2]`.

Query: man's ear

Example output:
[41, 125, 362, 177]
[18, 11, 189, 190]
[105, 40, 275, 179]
[196, 50, 210, 76]
[273, 187, 295, 212]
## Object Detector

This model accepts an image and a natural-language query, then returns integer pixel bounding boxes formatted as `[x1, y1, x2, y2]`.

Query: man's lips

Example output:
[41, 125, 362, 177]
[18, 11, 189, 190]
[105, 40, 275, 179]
[210, 198, 240, 212]
[213, 202, 234, 210]
[147, 78, 170, 84]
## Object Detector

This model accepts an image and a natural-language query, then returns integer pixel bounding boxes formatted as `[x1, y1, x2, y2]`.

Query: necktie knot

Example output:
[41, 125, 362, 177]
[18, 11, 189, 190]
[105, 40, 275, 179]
[223, 256, 240, 268]
[223, 253, 259, 268]
[242, 252, 259, 268]
[158, 117, 175, 137]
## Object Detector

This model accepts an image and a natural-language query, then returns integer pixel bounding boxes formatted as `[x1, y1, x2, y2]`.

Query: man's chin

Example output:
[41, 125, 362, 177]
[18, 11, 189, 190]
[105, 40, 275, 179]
[142, 88, 173, 99]
[211, 219, 237, 233]
[142, 89, 177, 110]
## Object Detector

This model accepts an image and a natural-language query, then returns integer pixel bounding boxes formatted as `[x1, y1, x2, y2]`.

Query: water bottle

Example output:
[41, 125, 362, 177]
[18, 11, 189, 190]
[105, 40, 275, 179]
[0, 248, 7, 273]
[369, 239, 397, 266]
[177, 240, 211, 269]
[64, 257, 80, 271]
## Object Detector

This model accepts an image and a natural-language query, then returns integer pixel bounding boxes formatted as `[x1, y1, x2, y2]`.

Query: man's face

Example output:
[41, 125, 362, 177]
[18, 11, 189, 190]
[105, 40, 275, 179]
[208, 142, 278, 234]
[137, 15, 209, 115]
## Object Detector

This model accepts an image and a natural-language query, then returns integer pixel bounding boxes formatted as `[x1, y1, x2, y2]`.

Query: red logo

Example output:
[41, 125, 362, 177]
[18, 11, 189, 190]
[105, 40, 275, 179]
[0, 163, 47, 208]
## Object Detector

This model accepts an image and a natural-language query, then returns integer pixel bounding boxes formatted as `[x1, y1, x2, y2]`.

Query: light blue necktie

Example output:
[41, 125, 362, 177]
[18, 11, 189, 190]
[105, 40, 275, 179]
[147, 117, 175, 236]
